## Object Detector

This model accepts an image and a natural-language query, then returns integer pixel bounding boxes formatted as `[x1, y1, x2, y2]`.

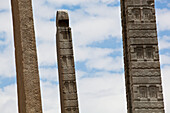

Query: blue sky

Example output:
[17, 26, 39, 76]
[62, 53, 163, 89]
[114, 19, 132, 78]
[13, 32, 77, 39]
[0, 0, 170, 113]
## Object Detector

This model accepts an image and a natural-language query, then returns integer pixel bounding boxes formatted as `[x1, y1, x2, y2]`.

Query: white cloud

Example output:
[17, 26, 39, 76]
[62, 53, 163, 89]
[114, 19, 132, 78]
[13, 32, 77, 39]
[159, 35, 170, 50]
[0, 0, 10, 11]
[75, 47, 123, 71]
[39, 68, 58, 82]
[71, 6, 121, 46]
[0, 84, 18, 113]
[160, 54, 170, 65]
[75, 47, 114, 62]
[77, 72, 127, 113]
[157, 8, 170, 31]
[0, 45, 15, 77]
[0, 9, 13, 45]
[45, 0, 119, 7]
[40, 81, 60, 113]
[161, 66, 170, 113]
[0, 0, 15, 78]
[37, 42, 57, 66]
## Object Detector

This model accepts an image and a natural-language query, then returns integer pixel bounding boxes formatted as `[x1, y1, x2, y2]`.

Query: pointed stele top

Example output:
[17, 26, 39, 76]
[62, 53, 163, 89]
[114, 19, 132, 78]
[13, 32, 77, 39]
[56, 10, 69, 27]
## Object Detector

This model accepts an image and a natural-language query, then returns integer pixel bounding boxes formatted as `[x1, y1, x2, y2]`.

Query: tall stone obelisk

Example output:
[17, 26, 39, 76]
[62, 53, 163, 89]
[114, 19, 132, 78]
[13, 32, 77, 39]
[11, 0, 43, 113]
[120, 0, 165, 113]
[56, 11, 79, 113]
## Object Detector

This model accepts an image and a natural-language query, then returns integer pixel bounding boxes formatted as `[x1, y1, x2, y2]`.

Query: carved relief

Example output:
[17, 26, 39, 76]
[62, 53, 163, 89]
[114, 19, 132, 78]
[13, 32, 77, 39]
[134, 46, 155, 60]
[141, 0, 147, 4]
[133, 0, 148, 5]
[143, 8, 153, 20]
[63, 81, 69, 94]
[146, 46, 154, 59]
[133, 0, 140, 4]
[138, 86, 158, 99]
[63, 81, 77, 94]
[132, 0, 153, 5]
[61, 56, 67, 67]
[132, 8, 141, 20]
[61, 55, 74, 68]
[139, 86, 147, 98]
[70, 81, 77, 93]
[67, 56, 74, 67]
[59, 30, 71, 41]
[149, 86, 158, 98]
[61, 31, 68, 39]
[135, 46, 144, 59]
[129, 7, 154, 23]
[65, 107, 78, 113]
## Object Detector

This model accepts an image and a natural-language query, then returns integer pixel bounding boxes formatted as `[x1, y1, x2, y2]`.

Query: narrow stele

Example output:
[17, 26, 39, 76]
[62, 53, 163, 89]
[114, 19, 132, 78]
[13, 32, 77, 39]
[120, 0, 165, 113]
[56, 11, 80, 113]
[11, 0, 43, 113]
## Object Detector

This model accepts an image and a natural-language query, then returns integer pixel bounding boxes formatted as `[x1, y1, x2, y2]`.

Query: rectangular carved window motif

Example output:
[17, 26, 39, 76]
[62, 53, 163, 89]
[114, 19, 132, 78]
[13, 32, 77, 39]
[139, 86, 147, 98]
[61, 56, 67, 67]
[63, 81, 76, 94]
[135, 47, 144, 59]
[61, 55, 74, 67]
[149, 86, 158, 98]
[132, 8, 141, 20]
[134, 46, 155, 60]
[130, 7, 153, 22]
[67, 56, 74, 67]
[60, 31, 71, 40]
[63, 81, 69, 94]
[60, 31, 67, 39]
[146, 47, 154, 59]
[65, 107, 78, 113]
[143, 8, 153, 20]
[138, 86, 158, 98]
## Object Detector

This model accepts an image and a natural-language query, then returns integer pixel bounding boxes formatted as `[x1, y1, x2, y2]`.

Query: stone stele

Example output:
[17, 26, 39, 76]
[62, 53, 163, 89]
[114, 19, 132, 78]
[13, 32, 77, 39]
[120, 0, 165, 113]
[56, 10, 80, 113]
[11, 0, 43, 113]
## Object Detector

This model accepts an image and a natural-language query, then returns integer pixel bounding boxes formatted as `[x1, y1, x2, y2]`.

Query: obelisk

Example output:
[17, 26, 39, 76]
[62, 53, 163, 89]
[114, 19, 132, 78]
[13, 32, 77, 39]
[56, 11, 79, 113]
[11, 0, 43, 113]
[120, 0, 165, 113]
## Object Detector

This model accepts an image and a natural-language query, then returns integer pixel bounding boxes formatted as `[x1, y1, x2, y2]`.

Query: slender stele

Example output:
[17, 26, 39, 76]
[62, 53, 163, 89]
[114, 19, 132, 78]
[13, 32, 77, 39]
[11, 0, 43, 113]
[120, 0, 165, 113]
[56, 11, 80, 113]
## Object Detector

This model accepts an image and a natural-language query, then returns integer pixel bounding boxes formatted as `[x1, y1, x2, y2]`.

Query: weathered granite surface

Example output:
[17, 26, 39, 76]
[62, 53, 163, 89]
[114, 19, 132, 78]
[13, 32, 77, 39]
[120, 0, 165, 113]
[11, 0, 43, 113]
[56, 11, 79, 113]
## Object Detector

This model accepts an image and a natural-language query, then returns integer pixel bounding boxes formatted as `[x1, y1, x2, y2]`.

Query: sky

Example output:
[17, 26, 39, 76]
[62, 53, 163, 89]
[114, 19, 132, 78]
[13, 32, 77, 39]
[0, 0, 170, 113]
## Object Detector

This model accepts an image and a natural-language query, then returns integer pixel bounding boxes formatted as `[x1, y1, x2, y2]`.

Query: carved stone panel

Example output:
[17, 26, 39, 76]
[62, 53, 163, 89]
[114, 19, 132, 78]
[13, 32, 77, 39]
[61, 55, 74, 68]
[63, 81, 77, 94]
[65, 107, 79, 113]
[139, 86, 147, 98]
[145, 46, 154, 59]
[149, 86, 158, 98]
[142, 8, 153, 21]
[135, 46, 144, 59]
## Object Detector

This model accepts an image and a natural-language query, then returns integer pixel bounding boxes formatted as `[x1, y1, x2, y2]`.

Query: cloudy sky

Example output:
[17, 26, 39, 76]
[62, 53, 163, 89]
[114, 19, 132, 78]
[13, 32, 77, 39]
[0, 0, 170, 113]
